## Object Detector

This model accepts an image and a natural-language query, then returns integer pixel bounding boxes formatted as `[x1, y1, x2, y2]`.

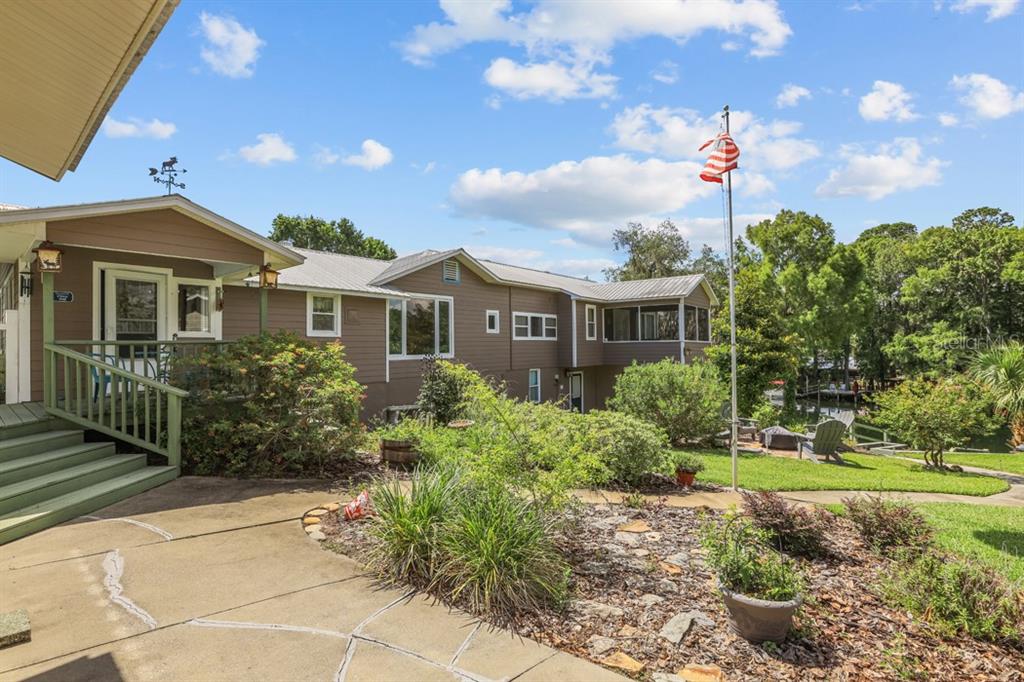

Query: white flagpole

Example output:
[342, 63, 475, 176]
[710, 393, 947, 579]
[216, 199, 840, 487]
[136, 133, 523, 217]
[723, 104, 739, 491]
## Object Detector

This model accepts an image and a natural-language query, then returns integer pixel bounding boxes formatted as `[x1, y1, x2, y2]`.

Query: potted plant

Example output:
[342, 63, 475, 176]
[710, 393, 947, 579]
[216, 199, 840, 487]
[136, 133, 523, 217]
[672, 452, 705, 487]
[700, 514, 804, 643]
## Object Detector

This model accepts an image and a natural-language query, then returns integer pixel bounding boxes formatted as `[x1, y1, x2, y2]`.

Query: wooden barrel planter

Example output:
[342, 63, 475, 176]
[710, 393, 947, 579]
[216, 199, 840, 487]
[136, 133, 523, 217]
[380, 439, 420, 465]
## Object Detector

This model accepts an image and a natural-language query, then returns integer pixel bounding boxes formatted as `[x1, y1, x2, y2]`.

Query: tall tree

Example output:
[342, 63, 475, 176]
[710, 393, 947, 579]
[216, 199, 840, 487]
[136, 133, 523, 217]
[604, 220, 691, 281]
[270, 214, 397, 260]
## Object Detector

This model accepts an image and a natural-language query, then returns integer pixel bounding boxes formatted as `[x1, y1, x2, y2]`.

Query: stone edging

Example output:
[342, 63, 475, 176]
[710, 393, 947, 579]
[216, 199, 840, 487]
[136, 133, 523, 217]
[301, 502, 340, 542]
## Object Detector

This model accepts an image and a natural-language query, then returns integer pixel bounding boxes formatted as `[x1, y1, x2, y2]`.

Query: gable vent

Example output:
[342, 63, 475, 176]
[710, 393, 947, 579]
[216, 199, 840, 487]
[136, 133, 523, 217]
[443, 259, 460, 283]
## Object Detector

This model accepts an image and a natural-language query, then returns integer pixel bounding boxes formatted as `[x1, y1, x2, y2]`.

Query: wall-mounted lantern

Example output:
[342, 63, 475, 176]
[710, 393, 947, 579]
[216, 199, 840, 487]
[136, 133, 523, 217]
[33, 241, 64, 272]
[19, 271, 33, 297]
[259, 265, 279, 289]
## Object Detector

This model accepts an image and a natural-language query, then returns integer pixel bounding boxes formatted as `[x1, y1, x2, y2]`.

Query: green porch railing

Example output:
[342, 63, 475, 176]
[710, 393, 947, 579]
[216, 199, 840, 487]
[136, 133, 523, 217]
[54, 339, 235, 383]
[43, 343, 190, 469]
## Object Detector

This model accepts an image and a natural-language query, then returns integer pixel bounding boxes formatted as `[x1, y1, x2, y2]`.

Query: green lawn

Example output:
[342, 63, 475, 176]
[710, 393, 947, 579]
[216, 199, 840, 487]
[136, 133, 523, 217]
[917, 503, 1024, 582]
[687, 449, 1009, 496]
[939, 452, 1024, 476]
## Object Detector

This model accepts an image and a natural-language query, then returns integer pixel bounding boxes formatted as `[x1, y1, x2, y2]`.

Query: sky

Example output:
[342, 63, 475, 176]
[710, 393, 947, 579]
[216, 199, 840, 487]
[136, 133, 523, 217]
[1, 0, 1022, 280]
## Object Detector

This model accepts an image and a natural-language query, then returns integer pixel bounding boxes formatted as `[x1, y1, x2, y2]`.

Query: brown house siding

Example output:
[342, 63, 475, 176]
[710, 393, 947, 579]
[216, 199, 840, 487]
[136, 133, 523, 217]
[29, 246, 214, 400]
[46, 209, 264, 266]
[576, 301, 604, 367]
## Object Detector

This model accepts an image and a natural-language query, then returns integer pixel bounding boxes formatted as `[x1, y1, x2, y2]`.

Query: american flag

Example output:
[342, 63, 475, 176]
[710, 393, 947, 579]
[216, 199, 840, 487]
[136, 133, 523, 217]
[698, 133, 739, 183]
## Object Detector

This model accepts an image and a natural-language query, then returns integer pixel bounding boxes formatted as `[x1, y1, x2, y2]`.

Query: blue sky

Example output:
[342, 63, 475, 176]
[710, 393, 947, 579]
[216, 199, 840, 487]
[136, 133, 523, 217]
[1, 0, 1022, 279]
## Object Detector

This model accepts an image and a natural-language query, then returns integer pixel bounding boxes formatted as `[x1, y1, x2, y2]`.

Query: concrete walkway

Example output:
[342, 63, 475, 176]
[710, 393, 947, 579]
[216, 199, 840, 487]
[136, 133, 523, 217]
[0, 477, 624, 682]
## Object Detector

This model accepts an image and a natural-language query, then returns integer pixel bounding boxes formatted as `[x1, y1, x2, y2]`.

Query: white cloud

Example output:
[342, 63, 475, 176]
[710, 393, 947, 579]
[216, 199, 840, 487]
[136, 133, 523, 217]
[450, 154, 714, 243]
[238, 133, 297, 165]
[776, 84, 811, 108]
[949, 0, 1019, 21]
[550, 237, 580, 248]
[816, 138, 946, 200]
[313, 145, 340, 166]
[651, 60, 679, 85]
[342, 139, 394, 170]
[610, 105, 821, 172]
[484, 57, 616, 101]
[937, 112, 960, 127]
[401, 0, 791, 101]
[422, 161, 437, 174]
[102, 116, 176, 139]
[198, 12, 264, 78]
[858, 80, 918, 122]
[467, 245, 545, 262]
[950, 73, 1024, 119]
[675, 213, 774, 245]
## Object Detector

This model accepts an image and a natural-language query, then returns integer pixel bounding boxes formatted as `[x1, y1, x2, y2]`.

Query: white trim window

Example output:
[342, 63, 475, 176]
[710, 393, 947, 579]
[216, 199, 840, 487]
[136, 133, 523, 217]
[486, 309, 500, 334]
[528, 368, 541, 403]
[585, 304, 597, 340]
[513, 312, 556, 340]
[307, 292, 342, 337]
[175, 279, 215, 337]
[388, 296, 453, 358]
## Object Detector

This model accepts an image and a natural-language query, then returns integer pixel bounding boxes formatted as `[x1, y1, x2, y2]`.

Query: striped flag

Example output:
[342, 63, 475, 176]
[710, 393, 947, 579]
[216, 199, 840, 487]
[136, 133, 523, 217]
[698, 133, 739, 183]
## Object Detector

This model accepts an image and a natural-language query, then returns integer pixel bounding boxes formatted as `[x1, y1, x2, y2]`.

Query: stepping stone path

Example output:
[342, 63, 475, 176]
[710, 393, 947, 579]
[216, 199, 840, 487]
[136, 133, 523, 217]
[301, 501, 344, 541]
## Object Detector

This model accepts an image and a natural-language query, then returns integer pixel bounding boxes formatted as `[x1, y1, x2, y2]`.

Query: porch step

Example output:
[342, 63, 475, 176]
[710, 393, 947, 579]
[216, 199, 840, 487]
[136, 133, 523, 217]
[0, 454, 148, 515]
[0, 430, 83, 463]
[0, 415, 65, 440]
[0, 466, 178, 546]
[0, 441, 116, 485]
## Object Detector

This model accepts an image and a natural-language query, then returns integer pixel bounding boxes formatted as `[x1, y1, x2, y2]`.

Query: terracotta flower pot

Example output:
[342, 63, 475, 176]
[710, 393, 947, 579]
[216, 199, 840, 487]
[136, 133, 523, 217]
[676, 470, 696, 487]
[719, 583, 801, 643]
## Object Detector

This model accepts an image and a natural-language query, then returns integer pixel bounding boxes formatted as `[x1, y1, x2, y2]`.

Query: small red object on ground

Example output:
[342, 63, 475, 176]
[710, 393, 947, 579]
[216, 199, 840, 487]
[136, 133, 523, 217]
[344, 490, 371, 520]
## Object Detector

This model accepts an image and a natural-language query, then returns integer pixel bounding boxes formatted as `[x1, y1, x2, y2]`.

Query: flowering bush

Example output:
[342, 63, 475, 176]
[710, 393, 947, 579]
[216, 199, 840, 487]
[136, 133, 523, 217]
[172, 332, 364, 477]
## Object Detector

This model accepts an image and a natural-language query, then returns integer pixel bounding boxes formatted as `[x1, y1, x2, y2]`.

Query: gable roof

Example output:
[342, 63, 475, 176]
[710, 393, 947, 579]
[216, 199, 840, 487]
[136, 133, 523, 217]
[0, 0, 178, 180]
[0, 194, 303, 269]
[274, 248, 399, 296]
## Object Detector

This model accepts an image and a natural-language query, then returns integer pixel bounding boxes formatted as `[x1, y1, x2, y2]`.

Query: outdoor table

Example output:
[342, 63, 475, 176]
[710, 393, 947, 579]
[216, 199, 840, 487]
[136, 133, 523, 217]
[759, 425, 804, 451]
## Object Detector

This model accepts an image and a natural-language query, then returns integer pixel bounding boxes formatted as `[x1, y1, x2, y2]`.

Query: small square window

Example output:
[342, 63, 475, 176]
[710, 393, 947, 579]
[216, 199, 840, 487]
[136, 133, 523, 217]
[308, 293, 340, 337]
[486, 310, 500, 334]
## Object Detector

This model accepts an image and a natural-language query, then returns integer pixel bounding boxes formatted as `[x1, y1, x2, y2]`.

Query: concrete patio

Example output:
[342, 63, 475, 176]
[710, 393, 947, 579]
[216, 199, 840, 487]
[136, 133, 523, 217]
[0, 477, 624, 682]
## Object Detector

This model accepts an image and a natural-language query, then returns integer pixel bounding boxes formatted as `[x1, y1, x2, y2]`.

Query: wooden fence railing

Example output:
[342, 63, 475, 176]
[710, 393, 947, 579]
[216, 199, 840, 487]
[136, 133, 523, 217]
[43, 343, 204, 470]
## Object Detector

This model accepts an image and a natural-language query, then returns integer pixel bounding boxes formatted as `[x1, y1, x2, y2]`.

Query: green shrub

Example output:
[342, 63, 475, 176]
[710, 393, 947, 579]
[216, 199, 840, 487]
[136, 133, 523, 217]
[578, 410, 670, 484]
[670, 451, 705, 474]
[438, 484, 569, 619]
[741, 491, 834, 558]
[843, 496, 933, 554]
[750, 400, 781, 428]
[608, 358, 728, 445]
[871, 375, 997, 469]
[700, 514, 803, 602]
[417, 358, 475, 425]
[173, 332, 364, 477]
[883, 553, 1023, 645]
[368, 464, 461, 586]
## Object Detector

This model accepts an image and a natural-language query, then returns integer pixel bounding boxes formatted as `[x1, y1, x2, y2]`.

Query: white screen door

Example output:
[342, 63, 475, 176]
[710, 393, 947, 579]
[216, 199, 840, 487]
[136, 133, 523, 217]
[103, 270, 166, 374]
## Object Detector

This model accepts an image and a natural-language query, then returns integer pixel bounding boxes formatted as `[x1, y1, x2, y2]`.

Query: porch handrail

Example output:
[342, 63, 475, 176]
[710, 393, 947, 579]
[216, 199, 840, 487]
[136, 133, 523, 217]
[43, 343, 187, 469]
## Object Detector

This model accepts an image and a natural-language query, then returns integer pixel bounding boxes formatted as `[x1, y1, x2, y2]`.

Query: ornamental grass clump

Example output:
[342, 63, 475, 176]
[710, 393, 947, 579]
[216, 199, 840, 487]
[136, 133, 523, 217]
[741, 491, 834, 559]
[700, 514, 803, 602]
[367, 464, 461, 586]
[883, 553, 1023, 646]
[842, 495, 933, 555]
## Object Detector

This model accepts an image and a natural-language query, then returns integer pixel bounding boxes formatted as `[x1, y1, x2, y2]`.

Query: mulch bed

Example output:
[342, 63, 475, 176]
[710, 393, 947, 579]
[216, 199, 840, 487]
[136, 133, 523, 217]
[318, 491, 1023, 681]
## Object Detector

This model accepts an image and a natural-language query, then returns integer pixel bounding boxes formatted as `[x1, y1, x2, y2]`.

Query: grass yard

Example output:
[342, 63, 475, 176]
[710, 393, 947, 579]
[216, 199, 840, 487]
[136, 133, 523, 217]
[939, 452, 1024, 476]
[917, 503, 1024, 582]
[687, 449, 1010, 496]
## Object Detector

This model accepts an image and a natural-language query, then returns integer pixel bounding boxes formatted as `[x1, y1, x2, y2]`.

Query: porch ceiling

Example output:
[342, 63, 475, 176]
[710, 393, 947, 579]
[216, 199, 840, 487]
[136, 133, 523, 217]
[0, 0, 178, 180]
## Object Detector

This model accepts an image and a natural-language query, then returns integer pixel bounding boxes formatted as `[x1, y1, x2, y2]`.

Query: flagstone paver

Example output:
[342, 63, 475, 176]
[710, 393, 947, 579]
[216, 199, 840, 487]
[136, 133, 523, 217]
[0, 476, 624, 682]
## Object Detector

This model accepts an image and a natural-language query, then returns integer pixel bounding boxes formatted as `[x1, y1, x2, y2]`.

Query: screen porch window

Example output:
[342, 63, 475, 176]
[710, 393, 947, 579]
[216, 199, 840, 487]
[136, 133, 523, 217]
[604, 305, 679, 341]
[528, 369, 541, 403]
[388, 297, 453, 357]
[307, 294, 341, 337]
[513, 312, 556, 340]
[178, 284, 210, 334]
[685, 305, 711, 342]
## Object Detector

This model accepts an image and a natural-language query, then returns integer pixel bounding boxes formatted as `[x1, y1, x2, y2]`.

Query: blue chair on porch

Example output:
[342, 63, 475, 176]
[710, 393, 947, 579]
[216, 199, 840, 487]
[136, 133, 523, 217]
[90, 353, 128, 401]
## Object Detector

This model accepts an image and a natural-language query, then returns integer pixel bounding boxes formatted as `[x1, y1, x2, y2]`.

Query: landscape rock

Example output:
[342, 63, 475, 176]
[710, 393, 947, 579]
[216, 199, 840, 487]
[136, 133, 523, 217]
[302, 516, 321, 526]
[645, 531, 663, 542]
[678, 663, 726, 682]
[306, 508, 329, 517]
[307, 529, 326, 541]
[659, 610, 714, 644]
[617, 519, 652, 533]
[304, 523, 322, 534]
[614, 532, 640, 547]
[574, 600, 624, 620]
[640, 593, 665, 607]
[587, 635, 617, 656]
[663, 551, 689, 567]
[658, 560, 683, 575]
[323, 502, 341, 512]
[657, 579, 678, 594]
[653, 674, 684, 682]
[632, 549, 651, 558]
[601, 651, 645, 673]
[591, 514, 629, 530]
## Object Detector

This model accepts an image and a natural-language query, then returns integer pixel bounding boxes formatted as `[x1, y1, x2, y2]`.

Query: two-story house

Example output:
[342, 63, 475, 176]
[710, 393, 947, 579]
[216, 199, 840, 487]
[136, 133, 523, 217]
[0, 195, 716, 540]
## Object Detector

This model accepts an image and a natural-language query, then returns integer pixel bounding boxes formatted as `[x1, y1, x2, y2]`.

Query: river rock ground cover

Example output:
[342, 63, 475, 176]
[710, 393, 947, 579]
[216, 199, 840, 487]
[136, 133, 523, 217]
[318, 491, 1023, 681]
